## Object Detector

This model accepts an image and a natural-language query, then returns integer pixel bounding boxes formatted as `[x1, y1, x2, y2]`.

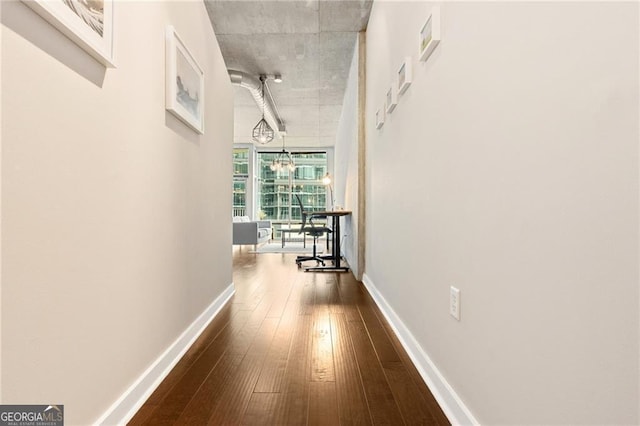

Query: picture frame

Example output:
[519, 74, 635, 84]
[165, 25, 205, 134]
[397, 57, 412, 95]
[375, 106, 385, 129]
[419, 6, 441, 62]
[386, 84, 398, 114]
[22, 0, 115, 67]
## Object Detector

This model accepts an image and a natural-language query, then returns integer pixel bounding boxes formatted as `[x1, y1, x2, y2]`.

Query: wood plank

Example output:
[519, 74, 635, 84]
[326, 276, 344, 314]
[205, 317, 280, 424]
[254, 275, 305, 393]
[232, 271, 265, 305]
[272, 313, 313, 424]
[313, 275, 330, 306]
[263, 255, 299, 318]
[383, 361, 444, 425]
[265, 276, 295, 318]
[235, 283, 269, 311]
[226, 294, 275, 355]
[347, 318, 404, 425]
[299, 276, 316, 316]
[335, 274, 364, 323]
[126, 404, 157, 426]
[173, 314, 279, 424]
[308, 381, 340, 426]
[357, 297, 401, 364]
[170, 354, 244, 425]
[311, 311, 335, 382]
[331, 313, 372, 425]
[311, 275, 335, 382]
[241, 393, 279, 425]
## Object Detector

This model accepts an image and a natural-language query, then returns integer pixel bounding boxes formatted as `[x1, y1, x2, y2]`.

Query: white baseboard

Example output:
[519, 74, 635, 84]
[94, 283, 235, 426]
[361, 274, 479, 426]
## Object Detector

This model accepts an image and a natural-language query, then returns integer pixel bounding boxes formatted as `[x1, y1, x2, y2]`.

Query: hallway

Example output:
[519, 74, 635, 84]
[129, 250, 449, 425]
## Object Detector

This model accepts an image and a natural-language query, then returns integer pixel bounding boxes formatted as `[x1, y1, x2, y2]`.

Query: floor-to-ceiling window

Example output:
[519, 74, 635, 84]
[257, 151, 329, 237]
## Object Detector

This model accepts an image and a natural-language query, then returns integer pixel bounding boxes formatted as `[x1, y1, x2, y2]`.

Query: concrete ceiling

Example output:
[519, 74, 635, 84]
[204, 0, 372, 148]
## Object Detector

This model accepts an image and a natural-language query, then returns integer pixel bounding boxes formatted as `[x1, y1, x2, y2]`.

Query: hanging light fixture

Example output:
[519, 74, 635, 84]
[252, 75, 274, 144]
[270, 136, 295, 172]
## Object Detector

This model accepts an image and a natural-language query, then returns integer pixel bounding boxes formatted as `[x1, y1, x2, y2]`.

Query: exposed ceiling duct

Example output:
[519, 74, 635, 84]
[208, 1, 373, 147]
[228, 70, 286, 140]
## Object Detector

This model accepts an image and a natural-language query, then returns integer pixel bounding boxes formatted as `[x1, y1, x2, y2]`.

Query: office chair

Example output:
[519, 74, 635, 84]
[294, 194, 331, 268]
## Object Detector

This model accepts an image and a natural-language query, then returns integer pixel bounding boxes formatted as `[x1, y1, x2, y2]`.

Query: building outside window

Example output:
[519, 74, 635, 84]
[232, 180, 246, 217]
[232, 148, 249, 217]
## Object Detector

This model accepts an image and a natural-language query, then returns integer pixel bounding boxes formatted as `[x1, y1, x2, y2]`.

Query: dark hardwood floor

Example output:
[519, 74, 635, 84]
[128, 248, 450, 425]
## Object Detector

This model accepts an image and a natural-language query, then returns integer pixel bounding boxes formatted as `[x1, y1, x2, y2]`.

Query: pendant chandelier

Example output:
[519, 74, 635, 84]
[270, 136, 295, 172]
[252, 75, 274, 144]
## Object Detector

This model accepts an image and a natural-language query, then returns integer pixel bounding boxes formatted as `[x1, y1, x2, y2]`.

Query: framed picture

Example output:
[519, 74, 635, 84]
[419, 6, 441, 62]
[375, 106, 385, 129]
[386, 85, 398, 114]
[165, 25, 205, 134]
[397, 57, 412, 95]
[22, 0, 115, 67]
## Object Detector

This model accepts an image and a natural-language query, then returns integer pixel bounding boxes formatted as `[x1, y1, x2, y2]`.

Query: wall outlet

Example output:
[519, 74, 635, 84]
[450, 286, 461, 321]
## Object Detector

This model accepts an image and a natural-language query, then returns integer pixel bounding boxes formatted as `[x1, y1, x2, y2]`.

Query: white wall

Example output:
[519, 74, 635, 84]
[365, 2, 639, 424]
[1, 1, 233, 424]
[334, 36, 360, 277]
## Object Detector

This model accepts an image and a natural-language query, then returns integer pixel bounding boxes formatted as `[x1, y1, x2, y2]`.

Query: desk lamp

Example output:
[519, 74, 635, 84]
[322, 172, 334, 211]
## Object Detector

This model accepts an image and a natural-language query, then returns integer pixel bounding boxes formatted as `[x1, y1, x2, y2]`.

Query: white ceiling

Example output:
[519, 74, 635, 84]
[204, 0, 372, 148]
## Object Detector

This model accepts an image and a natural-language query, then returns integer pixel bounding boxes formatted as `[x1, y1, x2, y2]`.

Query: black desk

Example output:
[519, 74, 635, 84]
[304, 210, 351, 272]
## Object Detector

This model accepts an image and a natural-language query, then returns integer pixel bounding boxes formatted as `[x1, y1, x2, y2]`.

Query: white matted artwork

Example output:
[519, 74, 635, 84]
[166, 25, 205, 134]
[22, 0, 115, 67]
[386, 84, 398, 114]
[375, 106, 385, 129]
[419, 6, 441, 62]
[397, 57, 412, 95]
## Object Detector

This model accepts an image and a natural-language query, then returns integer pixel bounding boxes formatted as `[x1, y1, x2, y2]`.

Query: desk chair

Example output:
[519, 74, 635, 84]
[294, 194, 331, 268]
